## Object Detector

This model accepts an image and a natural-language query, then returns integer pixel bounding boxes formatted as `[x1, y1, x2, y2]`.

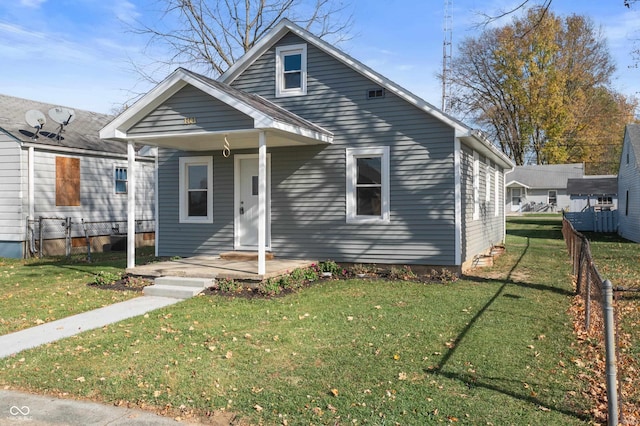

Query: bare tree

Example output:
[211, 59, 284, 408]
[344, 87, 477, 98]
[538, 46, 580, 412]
[130, 0, 352, 83]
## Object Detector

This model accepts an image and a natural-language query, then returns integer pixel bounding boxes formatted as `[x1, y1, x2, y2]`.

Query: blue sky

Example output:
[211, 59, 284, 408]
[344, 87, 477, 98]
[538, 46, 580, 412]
[1, 0, 639, 115]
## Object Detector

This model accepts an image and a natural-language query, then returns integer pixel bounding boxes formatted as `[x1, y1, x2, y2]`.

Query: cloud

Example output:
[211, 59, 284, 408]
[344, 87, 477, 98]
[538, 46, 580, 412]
[112, 0, 140, 24]
[19, 0, 46, 8]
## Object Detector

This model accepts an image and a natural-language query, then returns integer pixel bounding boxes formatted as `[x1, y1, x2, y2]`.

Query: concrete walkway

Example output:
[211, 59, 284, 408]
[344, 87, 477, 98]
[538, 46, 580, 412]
[0, 389, 188, 425]
[0, 296, 181, 359]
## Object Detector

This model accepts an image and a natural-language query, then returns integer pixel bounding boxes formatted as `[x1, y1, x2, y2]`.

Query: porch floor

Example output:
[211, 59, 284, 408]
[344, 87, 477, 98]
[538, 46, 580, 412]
[126, 255, 316, 281]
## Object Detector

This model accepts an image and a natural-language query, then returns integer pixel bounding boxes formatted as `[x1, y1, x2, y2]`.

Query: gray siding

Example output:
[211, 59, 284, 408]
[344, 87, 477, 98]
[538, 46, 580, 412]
[618, 134, 640, 242]
[0, 133, 24, 254]
[129, 85, 254, 135]
[157, 149, 234, 256]
[24, 148, 155, 230]
[460, 143, 505, 264]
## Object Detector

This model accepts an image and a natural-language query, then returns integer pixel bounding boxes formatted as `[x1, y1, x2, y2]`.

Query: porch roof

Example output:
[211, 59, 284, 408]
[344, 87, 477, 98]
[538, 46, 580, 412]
[99, 68, 333, 150]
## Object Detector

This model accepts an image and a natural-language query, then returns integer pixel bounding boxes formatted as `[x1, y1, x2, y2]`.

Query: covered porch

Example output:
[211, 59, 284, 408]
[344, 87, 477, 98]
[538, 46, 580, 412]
[99, 68, 333, 276]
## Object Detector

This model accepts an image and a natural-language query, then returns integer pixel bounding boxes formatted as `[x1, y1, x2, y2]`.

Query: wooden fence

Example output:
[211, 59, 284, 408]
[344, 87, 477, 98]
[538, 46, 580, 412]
[564, 209, 618, 233]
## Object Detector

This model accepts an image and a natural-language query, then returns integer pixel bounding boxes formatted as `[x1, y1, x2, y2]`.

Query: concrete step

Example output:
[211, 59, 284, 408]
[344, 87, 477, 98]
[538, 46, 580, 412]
[154, 276, 213, 288]
[220, 251, 274, 261]
[143, 284, 205, 299]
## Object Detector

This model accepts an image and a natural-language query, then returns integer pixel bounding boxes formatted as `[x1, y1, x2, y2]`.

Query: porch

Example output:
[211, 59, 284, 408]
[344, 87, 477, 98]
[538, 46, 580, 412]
[126, 254, 316, 281]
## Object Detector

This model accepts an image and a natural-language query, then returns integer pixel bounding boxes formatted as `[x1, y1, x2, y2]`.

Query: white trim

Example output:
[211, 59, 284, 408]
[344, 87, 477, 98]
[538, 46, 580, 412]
[485, 165, 491, 203]
[454, 138, 462, 266]
[233, 153, 272, 251]
[28, 147, 34, 220]
[179, 156, 214, 224]
[275, 44, 307, 97]
[258, 132, 267, 275]
[127, 141, 136, 269]
[114, 165, 128, 194]
[473, 151, 480, 221]
[494, 169, 500, 217]
[345, 146, 390, 224]
[20, 142, 154, 162]
[154, 154, 159, 257]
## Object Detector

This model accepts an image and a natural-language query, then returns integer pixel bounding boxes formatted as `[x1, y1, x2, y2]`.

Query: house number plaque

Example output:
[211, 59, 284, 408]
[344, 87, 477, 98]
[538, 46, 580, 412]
[183, 117, 197, 125]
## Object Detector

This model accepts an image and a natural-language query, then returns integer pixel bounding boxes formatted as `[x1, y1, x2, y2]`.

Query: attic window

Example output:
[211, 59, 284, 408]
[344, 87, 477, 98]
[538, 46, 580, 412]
[276, 44, 307, 97]
[367, 88, 385, 99]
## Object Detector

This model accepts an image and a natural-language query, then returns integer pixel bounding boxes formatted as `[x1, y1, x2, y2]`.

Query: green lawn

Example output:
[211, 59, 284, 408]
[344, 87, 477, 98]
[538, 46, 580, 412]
[0, 219, 594, 425]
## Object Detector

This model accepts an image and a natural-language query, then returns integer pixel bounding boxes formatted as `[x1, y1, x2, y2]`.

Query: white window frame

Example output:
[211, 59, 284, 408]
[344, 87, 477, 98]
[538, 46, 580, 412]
[485, 165, 491, 203]
[179, 156, 213, 224]
[114, 166, 127, 194]
[346, 146, 390, 224]
[275, 44, 307, 98]
[473, 151, 480, 220]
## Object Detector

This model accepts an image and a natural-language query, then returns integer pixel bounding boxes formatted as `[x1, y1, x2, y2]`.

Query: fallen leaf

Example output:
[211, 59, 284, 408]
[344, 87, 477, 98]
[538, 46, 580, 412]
[254, 404, 263, 412]
[76, 376, 85, 382]
[330, 388, 339, 397]
[225, 351, 233, 359]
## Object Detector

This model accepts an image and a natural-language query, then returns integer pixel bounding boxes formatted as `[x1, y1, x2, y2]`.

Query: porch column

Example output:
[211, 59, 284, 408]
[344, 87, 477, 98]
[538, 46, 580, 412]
[258, 131, 267, 276]
[127, 141, 136, 269]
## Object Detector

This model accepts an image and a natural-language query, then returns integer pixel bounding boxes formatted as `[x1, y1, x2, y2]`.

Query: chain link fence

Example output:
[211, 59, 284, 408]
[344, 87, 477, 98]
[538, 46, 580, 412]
[26, 217, 155, 260]
[562, 216, 621, 425]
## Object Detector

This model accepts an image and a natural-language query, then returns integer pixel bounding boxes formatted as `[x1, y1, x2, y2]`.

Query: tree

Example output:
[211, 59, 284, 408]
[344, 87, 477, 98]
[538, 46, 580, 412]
[130, 0, 352, 82]
[449, 7, 637, 172]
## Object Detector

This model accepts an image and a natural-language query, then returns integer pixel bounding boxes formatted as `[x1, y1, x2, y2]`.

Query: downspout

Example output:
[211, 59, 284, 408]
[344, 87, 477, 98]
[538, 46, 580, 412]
[454, 138, 462, 266]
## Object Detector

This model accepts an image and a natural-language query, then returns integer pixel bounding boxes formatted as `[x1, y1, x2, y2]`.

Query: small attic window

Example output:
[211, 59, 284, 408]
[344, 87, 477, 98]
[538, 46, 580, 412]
[367, 88, 385, 99]
[276, 44, 307, 97]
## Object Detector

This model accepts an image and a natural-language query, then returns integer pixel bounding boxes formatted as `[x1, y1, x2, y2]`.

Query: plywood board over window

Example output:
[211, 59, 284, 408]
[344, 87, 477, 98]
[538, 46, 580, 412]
[56, 156, 81, 206]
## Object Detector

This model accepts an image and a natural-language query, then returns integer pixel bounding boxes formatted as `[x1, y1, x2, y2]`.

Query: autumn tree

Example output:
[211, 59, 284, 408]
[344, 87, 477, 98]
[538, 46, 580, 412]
[449, 7, 636, 172]
[130, 0, 352, 82]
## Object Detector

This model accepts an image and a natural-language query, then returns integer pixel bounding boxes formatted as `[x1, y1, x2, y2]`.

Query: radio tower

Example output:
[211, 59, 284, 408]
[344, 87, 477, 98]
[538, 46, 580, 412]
[442, 0, 453, 112]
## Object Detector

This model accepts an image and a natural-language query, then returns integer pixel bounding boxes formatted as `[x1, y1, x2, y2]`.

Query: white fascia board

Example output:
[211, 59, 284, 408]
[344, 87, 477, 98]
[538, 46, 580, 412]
[268, 121, 334, 144]
[505, 180, 530, 189]
[20, 141, 154, 162]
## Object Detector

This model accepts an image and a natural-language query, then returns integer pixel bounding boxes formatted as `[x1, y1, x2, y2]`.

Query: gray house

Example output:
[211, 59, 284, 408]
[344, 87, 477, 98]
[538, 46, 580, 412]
[567, 176, 618, 212]
[0, 94, 156, 258]
[618, 124, 640, 242]
[505, 163, 585, 213]
[100, 19, 513, 273]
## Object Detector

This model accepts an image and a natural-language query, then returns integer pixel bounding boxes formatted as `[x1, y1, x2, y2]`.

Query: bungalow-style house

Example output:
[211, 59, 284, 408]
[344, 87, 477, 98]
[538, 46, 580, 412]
[100, 19, 514, 273]
[0, 94, 156, 258]
[505, 163, 584, 213]
[566, 176, 618, 212]
[618, 124, 640, 242]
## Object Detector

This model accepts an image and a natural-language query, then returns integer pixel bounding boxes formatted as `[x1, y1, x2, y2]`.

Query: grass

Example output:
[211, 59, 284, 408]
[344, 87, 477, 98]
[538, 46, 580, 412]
[0, 248, 156, 335]
[0, 217, 595, 425]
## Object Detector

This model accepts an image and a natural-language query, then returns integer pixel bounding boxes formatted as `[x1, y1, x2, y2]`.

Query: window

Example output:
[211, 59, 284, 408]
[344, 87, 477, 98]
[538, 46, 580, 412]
[56, 156, 80, 206]
[473, 151, 480, 220]
[598, 196, 613, 205]
[179, 156, 213, 223]
[367, 88, 385, 99]
[548, 190, 557, 205]
[346, 147, 390, 223]
[115, 167, 127, 194]
[276, 44, 307, 97]
[485, 166, 491, 203]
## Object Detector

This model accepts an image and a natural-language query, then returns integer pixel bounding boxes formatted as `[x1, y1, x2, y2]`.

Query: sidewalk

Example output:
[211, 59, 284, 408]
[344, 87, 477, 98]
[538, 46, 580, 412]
[0, 296, 181, 359]
[0, 389, 188, 425]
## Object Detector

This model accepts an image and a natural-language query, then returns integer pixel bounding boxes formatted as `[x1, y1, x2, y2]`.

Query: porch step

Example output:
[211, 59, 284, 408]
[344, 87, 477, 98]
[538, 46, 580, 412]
[220, 251, 275, 261]
[143, 276, 213, 299]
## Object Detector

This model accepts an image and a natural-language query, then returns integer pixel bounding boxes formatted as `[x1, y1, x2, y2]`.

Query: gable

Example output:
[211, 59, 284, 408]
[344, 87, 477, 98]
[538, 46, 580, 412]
[128, 84, 254, 136]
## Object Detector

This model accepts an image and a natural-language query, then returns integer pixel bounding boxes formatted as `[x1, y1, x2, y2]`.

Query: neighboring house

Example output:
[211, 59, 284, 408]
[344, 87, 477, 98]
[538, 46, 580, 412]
[505, 163, 584, 213]
[618, 123, 640, 242]
[566, 176, 618, 212]
[0, 94, 156, 258]
[100, 19, 514, 273]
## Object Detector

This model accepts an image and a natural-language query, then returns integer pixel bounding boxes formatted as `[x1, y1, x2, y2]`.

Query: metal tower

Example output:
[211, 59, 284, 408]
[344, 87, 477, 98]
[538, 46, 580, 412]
[442, 0, 453, 112]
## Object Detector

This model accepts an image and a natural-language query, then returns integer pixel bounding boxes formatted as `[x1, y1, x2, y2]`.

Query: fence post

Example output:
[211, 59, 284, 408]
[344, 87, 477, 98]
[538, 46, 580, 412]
[81, 219, 91, 263]
[603, 279, 618, 426]
[65, 217, 71, 258]
[38, 216, 43, 259]
[584, 263, 591, 331]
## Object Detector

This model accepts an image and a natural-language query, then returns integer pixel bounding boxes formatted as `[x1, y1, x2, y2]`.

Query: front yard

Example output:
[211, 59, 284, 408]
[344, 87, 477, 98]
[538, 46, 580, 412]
[0, 218, 609, 424]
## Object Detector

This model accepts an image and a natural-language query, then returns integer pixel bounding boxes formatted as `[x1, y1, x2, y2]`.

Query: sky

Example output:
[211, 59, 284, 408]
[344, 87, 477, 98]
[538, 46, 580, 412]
[0, 0, 639, 117]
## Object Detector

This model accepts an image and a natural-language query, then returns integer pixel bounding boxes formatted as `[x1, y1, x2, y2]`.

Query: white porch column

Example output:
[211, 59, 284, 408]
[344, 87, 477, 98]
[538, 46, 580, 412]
[258, 132, 267, 276]
[28, 146, 35, 220]
[127, 141, 136, 269]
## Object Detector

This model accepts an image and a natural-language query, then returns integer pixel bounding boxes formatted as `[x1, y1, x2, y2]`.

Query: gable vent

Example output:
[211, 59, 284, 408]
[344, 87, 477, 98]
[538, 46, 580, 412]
[367, 88, 385, 99]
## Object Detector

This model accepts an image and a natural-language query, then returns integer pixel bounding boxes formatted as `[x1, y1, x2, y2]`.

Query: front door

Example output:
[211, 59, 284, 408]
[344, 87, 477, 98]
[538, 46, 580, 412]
[235, 155, 271, 249]
[511, 188, 522, 212]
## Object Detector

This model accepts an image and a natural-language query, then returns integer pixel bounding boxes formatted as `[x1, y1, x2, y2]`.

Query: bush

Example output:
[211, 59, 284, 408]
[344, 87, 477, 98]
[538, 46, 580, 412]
[388, 265, 418, 281]
[217, 278, 242, 293]
[92, 271, 122, 286]
[319, 260, 340, 275]
[258, 278, 281, 296]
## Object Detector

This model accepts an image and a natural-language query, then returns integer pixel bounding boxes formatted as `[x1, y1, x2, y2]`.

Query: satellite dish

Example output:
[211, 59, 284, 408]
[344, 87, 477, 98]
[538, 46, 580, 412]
[24, 110, 47, 139]
[25, 110, 47, 129]
[48, 107, 75, 140]
[48, 107, 75, 125]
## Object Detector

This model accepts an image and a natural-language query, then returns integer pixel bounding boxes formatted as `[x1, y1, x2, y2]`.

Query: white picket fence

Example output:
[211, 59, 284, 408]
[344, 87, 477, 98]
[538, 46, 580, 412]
[564, 209, 618, 233]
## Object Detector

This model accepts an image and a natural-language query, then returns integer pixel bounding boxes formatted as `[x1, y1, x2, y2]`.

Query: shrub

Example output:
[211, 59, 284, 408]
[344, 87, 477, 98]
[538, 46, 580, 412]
[319, 260, 340, 275]
[429, 268, 459, 284]
[217, 278, 242, 293]
[92, 271, 122, 286]
[388, 265, 418, 281]
[258, 278, 281, 296]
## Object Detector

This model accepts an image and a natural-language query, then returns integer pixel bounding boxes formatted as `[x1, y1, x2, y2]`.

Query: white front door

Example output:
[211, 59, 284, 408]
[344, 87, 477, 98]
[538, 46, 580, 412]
[511, 188, 522, 212]
[235, 155, 270, 249]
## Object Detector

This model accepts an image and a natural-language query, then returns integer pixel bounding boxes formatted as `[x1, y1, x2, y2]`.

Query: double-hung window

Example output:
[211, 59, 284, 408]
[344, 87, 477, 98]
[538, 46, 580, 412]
[275, 44, 307, 97]
[115, 167, 127, 194]
[346, 147, 390, 223]
[179, 156, 213, 223]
